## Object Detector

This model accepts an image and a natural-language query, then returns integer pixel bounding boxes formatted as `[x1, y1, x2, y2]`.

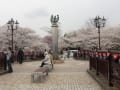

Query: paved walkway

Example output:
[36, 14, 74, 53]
[0, 58, 102, 90]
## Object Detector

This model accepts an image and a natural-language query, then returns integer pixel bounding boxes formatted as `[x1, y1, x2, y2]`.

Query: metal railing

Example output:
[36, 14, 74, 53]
[89, 50, 120, 88]
[73, 49, 120, 88]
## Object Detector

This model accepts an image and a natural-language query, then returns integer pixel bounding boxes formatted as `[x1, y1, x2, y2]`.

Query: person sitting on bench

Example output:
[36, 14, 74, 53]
[40, 51, 51, 67]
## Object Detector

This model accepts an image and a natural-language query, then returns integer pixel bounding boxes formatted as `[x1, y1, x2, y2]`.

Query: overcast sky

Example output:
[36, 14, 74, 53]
[0, 0, 120, 37]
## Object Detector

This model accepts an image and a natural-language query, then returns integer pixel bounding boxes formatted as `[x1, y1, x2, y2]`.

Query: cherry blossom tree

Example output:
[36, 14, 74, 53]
[0, 25, 49, 51]
[59, 26, 120, 50]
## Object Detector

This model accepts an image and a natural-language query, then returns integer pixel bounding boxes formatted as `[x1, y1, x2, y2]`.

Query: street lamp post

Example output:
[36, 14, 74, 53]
[7, 18, 19, 51]
[94, 16, 106, 50]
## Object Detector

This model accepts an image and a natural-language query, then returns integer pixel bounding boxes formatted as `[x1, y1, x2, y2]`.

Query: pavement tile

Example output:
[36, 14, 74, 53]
[0, 58, 102, 90]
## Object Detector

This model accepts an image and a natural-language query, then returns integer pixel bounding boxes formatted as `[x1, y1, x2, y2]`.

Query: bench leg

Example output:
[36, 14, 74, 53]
[46, 71, 48, 76]
[38, 74, 41, 82]
[43, 73, 47, 80]
[31, 74, 34, 83]
[40, 74, 44, 82]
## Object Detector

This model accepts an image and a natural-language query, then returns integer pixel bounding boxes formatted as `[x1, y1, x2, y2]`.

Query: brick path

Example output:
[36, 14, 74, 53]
[0, 58, 102, 90]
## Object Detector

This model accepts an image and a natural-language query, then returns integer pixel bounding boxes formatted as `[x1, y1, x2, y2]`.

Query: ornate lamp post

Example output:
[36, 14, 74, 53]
[7, 18, 19, 51]
[94, 16, 106, 50]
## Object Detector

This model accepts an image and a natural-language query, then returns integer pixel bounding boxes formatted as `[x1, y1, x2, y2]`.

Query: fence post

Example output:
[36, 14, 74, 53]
[3, 54, 7, 70]
[83, 50, 85, 60]
[96, 56, 99, 75]
[89, 55, 92, 70]
[108, 53, 113, 86]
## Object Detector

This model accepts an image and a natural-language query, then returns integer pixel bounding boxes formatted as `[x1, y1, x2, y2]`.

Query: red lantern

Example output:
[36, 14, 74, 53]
[113, 54, 119, 59]
[103, 52, 107, 57]
[107, 52, 110, 56]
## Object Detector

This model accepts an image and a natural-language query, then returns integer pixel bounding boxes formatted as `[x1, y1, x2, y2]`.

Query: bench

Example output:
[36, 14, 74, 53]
[31, 67, 49, 83]
[43, 64, 53, 72]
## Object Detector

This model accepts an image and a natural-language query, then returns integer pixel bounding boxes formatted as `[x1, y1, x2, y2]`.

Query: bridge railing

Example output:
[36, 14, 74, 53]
[89, 50, 120, 88]
[73, 49, 120, 88]
[73, 50, 90, 60]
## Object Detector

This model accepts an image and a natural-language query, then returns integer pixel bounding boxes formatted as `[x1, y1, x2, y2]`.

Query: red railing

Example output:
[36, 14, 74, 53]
[89, 50, 120, 88]
[73, 50, 90, 60]
[74, 49, 120, 88]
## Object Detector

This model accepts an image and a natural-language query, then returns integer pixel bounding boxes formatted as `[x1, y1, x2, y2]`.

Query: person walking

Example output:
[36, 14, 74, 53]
[67, 49, 70, 58]
[63, 49, 67, 60]
[6, 47, 13, 73]
[3, 48, 7, 70]
[17, 48, 24, 64]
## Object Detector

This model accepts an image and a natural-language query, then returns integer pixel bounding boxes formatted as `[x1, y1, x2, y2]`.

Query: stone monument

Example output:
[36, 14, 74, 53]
[50, 14, 59, 59]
